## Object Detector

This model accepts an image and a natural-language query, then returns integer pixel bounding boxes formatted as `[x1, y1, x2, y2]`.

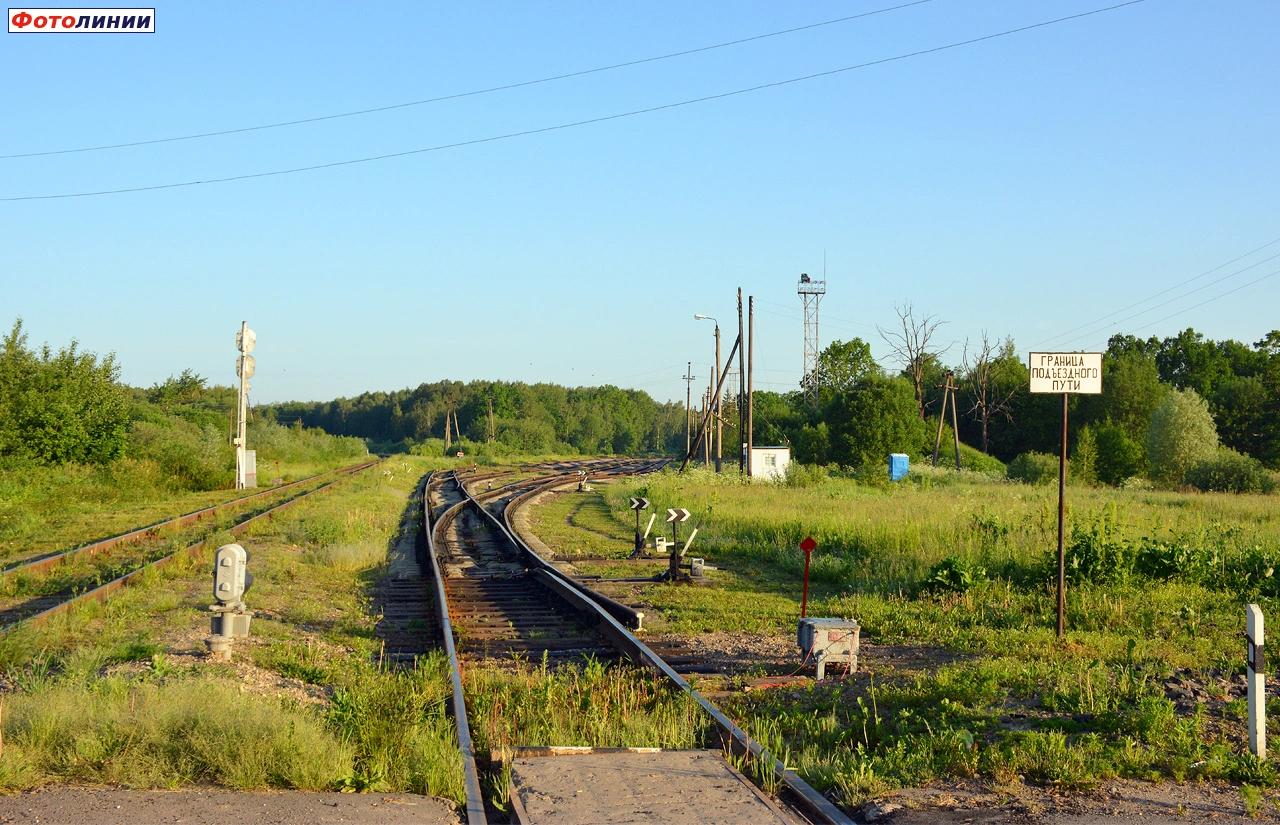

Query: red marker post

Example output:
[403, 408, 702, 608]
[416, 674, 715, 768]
[799, 536, 817, 618]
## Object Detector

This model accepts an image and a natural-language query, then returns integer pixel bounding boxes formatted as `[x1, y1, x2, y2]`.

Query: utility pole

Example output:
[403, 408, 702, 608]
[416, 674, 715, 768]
[682, 362, 695, 458]
[444, 408, 453, 450]
[486, 398, 495, 443]
[737, 288, 746, 475]
[234, 322, 256, 490]
[931, 371, 962, 470]
[706, 383, 716, 463]
[714, 323, 722, 473]
[747, 296, 755, 478]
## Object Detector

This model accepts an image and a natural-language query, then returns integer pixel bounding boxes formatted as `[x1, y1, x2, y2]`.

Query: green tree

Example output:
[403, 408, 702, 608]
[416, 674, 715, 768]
[1072, 425, 1098, 485]
[803, 338, 880, 397]
[1146, 387, 1219, 486]
[827, 376, 927, 469]
[0, 319, 129, 465]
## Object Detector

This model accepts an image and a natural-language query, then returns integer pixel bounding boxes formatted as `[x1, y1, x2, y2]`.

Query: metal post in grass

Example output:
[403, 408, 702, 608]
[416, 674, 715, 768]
[799, 536, 817, 618]
[1247, 604, 1266, 759]
[1028, 352, 1103, 638]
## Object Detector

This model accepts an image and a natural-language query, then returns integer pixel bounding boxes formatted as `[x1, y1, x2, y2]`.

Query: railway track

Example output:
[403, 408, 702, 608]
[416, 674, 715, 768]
[419, 459, 852, 825]
[1, 461, 372, 577]
[0, 459, 379, 632]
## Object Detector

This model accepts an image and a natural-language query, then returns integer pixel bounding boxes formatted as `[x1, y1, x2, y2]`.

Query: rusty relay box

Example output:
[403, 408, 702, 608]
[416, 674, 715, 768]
[797, 617, 860, 680]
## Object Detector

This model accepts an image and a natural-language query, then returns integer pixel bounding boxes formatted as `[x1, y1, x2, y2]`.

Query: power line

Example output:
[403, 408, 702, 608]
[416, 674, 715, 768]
[1037, 232, 1280, 347]
[1132, 266, 1280, 336]
[0, 0, 937, 160]
[1058, 250, 1280, 347]
[1, 0, 1144, 203]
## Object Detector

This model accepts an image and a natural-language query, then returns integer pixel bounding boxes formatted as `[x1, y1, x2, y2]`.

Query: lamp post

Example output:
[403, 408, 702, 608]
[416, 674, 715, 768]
[694, 314, 722, 473]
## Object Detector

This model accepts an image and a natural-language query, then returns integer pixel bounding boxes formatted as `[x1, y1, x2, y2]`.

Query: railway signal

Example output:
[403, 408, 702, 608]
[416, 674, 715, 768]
[206, 542, 254, 661]
[1029, 352, 1103, 638]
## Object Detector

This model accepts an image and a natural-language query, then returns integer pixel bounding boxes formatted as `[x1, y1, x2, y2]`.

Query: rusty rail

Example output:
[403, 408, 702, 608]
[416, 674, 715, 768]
[4, 460, 378, 633]
[495, 464, 851, 825]
[3, 459, 378, 578]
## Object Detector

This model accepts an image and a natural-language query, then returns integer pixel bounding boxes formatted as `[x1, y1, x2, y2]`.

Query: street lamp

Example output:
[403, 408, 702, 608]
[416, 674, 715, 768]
[694, 314, 722, 473]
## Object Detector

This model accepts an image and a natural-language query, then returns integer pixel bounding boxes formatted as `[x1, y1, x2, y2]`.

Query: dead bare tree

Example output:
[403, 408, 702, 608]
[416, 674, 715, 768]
[962, 332, 1019, 453]
[878, 303, 948, 418]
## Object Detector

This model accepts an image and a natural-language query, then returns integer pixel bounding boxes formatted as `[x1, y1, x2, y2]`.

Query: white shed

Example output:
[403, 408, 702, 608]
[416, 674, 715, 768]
[750, 446, 790, 481]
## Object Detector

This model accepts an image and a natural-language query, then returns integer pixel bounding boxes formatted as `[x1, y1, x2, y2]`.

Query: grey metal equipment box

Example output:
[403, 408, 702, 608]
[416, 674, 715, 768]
[797, 618, 860, 680]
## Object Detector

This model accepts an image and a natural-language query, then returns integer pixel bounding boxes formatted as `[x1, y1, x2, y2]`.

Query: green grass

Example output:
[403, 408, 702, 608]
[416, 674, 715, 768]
[464, 655, 712, 812]
[0, 456, 465, 802]
[0, 676, 350, 791]
[524, 467, 1280, 809]
[0, 454, 366, 566]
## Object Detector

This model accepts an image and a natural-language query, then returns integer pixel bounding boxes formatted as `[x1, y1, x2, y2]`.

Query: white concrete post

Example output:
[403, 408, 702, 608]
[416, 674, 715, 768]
[1247, 603, 1266, 759]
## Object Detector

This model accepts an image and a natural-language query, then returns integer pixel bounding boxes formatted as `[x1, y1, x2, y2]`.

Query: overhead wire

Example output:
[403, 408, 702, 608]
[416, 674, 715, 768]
[0, 0, 938, 160]
[1036, 233, 1280, 347]
[1130, 267, 1280, 337]
[1057, 251, 1280, 347]
[1, 0, 1145, 202]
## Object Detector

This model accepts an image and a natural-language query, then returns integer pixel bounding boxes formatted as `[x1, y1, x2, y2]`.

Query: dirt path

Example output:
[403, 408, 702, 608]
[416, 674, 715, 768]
[861, 779, 1278, 823]
[0, 787, 460, 825]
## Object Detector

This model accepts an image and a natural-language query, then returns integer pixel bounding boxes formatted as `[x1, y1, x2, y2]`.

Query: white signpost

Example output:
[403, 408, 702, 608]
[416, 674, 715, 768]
[1247, 604, 1266, 759]
[1028, 352, 1103, 638]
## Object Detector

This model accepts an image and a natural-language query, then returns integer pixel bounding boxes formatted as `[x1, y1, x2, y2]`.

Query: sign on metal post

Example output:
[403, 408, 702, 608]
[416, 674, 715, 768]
[1029, 352, 1102, 638]
[629, 498, 649, 554]
[799, 536, 817, 619]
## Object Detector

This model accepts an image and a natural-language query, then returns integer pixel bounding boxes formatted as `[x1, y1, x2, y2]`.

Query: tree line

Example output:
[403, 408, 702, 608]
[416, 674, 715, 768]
[756, 305, 1278, 492]
[264, 380, 690, 456]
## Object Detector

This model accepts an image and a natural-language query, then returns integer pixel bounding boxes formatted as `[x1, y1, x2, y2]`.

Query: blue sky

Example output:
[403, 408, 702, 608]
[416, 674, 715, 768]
[2, 1, 1276, 403]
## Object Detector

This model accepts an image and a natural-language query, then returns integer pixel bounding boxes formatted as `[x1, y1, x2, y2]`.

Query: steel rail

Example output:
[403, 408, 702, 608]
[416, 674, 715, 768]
[422, 471, 488, 825]
[493, 465, 852, 825]
[3, 460, 379, 633]
[3, 459, 378, 577]
[423, 460, 651, 825]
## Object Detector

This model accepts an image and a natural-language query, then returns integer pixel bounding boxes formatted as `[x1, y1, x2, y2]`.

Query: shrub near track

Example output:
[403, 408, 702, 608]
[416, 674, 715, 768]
[548, 469, 1280, 808]
[0, 457, 469, 801]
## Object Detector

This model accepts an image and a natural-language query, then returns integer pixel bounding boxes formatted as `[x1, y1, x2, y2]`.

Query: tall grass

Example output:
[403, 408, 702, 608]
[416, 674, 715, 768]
[0, 677, 350, 791]
[465, 657, 709, 759]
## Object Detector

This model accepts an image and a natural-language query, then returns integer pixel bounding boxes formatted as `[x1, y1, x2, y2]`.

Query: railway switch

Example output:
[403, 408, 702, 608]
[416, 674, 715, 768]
[206, 543, 255, 661]
[797, 617, 860, 681]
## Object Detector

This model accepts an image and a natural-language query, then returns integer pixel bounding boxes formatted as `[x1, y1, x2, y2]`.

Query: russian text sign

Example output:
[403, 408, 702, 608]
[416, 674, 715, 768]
[1028, 352, 1102, 394]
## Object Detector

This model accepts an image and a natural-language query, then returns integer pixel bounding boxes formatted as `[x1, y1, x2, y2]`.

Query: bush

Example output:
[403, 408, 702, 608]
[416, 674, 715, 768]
[1183, 449, 1276, 494]
[1147, 388, 1219, 486]
[1007, 452, 1059, 485]
[1095, 423, 1145, 486]
[783, 462, 830, 488]
[1064, 509, 1134, 583]
[921, 556, 987, 594]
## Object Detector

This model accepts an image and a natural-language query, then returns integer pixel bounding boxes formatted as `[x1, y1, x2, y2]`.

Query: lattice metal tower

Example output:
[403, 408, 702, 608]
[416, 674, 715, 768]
[798, 273, 826, 405]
